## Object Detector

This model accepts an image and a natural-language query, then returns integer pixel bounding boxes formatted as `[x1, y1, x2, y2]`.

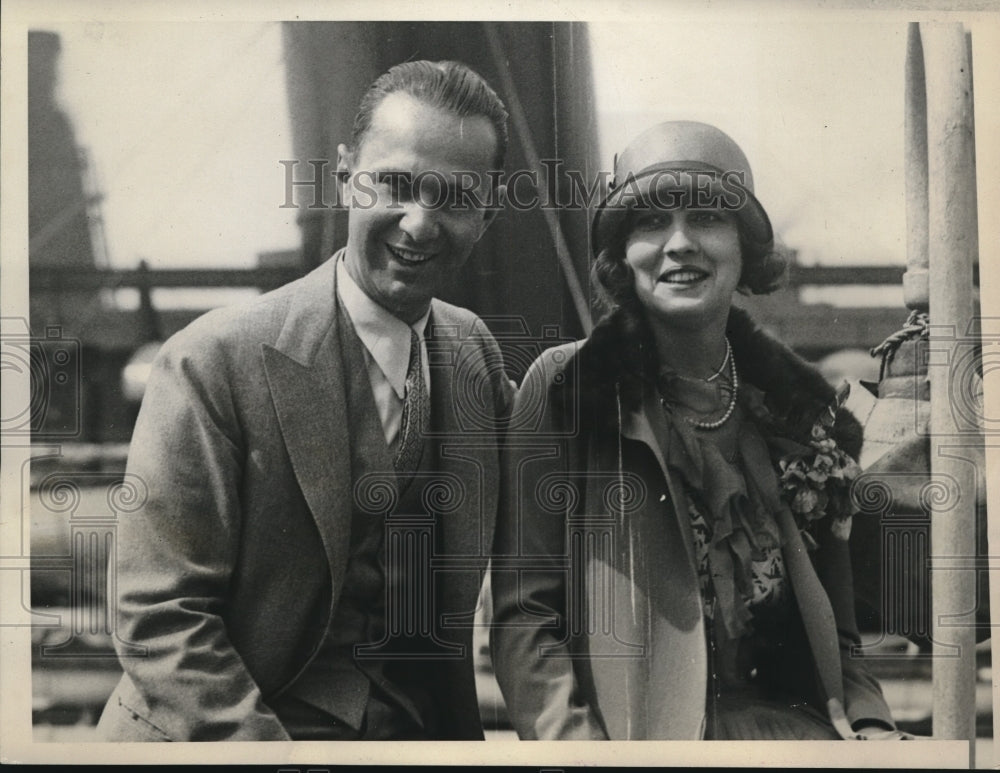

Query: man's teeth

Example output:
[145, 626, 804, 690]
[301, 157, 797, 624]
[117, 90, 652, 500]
[389, 245, 433, 263]
[662, 270, 706, 283]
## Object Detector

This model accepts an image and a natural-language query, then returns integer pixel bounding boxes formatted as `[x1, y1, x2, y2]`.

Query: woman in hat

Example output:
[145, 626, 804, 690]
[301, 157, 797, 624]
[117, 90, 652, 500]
[491, 121, 904, 740]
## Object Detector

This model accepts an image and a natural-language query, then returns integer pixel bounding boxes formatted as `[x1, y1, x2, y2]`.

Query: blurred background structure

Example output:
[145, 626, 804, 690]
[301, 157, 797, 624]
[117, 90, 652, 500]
[24, 18, 991, 762]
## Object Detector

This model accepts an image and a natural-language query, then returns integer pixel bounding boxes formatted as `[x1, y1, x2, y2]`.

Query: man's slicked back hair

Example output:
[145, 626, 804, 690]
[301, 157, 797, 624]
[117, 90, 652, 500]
[349, 60, 509, 169]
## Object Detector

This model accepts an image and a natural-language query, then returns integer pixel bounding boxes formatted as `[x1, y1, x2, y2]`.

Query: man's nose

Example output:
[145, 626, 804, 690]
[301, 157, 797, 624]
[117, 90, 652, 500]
[399, 201, 442, 243]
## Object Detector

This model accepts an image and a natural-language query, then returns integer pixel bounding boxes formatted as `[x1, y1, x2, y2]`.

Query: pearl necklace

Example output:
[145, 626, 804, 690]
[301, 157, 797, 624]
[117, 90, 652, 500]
[702, 339, 731, 383]
[660, 338, 739, 430]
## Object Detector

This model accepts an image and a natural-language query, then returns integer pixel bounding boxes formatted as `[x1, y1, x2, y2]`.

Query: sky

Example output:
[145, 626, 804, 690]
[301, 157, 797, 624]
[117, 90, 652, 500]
[40, 21, 298, 271]
[33, 16, 997, 290]
[590, 21, 909, 268]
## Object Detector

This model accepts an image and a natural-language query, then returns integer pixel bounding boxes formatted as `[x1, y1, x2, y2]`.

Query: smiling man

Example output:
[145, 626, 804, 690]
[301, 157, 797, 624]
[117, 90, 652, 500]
[98, 60, 513, 742]
[338, 86, 505, 324]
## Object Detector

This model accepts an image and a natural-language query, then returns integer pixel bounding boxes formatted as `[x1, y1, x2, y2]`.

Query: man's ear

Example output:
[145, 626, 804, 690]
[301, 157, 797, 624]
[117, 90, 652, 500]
[336, 143, 353, 174]
[335, 143, 355, 208]
[477, 183, 506, 240]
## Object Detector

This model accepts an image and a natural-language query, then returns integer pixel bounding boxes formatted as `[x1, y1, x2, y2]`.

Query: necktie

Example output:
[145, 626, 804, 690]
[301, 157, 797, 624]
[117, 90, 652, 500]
[394, 328, 428, 473]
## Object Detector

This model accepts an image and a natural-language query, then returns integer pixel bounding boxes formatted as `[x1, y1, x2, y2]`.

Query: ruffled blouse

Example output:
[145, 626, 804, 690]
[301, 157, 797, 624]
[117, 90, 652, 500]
[658, 374, 792, 641]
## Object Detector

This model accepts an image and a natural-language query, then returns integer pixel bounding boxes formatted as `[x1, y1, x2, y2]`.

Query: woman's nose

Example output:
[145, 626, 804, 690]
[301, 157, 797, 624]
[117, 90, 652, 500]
[662, 220, 696, 254]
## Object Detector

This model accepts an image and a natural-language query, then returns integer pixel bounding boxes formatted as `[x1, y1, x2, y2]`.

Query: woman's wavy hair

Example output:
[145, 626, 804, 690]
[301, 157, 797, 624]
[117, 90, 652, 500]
[591, 211, 786, 315]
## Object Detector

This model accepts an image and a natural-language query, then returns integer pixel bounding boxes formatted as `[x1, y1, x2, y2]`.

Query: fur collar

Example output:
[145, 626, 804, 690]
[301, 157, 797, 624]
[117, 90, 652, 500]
[563, 304, 862, 460]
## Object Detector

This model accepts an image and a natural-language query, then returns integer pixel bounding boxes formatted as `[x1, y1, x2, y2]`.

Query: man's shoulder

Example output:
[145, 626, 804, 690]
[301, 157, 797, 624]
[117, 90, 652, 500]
[175, 294, 282, 348]
[165, 260, 335, 355]
[429, 297, 483, 327]
[428, 297, 498, 344]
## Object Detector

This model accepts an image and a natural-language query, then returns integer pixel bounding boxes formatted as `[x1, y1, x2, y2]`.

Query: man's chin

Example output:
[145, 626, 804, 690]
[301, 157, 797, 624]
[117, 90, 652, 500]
[384, 287, 434, 323]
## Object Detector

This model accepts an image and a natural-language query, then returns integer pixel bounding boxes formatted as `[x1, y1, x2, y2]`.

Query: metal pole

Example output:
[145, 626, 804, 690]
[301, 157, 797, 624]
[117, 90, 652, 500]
[482, 23, 594, 335]
[922, 21, 978, 750]
[903, 23, 929, 312]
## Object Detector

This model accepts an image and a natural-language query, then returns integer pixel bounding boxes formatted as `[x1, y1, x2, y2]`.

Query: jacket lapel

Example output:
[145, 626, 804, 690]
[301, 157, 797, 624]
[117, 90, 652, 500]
[426, 307, 495, 560]
[588, 385, 706, 739]
[774, 504, 855, 738]
[262, 258, 353, 594]
[621, 388, 698, 573]
[625, 378, 851, 735]
[425, 308, 497, 642]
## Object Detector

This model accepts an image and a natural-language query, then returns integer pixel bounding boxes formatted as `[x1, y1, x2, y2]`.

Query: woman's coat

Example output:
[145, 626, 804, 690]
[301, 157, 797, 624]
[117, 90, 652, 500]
[490, 307, 895, 740]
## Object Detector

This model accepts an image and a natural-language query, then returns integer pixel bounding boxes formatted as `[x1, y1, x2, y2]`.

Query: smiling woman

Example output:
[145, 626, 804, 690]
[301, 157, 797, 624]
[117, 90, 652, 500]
[490, 119, 910, 742]
[624, 207, 743, 340]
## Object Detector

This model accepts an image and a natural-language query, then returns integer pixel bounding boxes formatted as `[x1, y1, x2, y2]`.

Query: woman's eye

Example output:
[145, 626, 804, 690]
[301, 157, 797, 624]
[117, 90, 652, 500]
[632, 211, 669, 230]
[690, 210, 722, 224]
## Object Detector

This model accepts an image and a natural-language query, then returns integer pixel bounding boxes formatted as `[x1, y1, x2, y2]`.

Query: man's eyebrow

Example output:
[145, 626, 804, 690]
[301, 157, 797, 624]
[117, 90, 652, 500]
[372, 170, 412, 183]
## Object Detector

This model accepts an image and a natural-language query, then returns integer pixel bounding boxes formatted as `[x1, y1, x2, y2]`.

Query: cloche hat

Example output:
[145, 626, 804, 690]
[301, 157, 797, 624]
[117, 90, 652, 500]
[591, 121, 773, 257]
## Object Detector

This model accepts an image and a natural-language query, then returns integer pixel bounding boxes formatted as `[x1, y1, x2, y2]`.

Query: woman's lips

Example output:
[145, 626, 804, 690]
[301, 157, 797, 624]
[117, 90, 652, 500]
[659, 267, 709, 285]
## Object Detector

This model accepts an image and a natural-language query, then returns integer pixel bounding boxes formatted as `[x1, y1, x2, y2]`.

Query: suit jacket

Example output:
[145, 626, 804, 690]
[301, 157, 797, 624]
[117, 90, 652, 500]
[491, 307, 895, 740]
[97, 257, 513, 741]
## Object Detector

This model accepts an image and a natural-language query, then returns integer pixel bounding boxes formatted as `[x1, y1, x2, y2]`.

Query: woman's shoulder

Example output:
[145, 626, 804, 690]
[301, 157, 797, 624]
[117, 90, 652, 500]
[523, 340, 586, 388]
[509, 340, 590, 433]
[727, 306, 853, 446]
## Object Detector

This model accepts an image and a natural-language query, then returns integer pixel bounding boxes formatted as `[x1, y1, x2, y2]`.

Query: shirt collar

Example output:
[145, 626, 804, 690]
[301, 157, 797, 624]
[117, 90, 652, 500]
[336, 253, 430, 400]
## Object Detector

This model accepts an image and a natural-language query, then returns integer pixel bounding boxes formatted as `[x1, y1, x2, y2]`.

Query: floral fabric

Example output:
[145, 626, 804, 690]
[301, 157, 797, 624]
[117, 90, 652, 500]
[661, 382, 790, 639]
[686, 490, 786, 621]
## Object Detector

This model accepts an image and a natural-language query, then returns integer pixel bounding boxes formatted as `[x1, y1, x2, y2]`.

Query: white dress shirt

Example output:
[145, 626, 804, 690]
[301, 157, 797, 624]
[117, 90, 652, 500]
[336, 255, 430, 445]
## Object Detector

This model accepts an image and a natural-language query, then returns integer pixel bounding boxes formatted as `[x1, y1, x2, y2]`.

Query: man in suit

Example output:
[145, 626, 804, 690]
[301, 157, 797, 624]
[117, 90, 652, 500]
[97, 60, 513, 741]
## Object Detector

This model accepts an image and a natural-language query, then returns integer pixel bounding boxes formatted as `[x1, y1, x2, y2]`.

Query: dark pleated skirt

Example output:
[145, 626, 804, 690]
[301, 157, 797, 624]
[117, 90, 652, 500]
[704, 695, 840, 740]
